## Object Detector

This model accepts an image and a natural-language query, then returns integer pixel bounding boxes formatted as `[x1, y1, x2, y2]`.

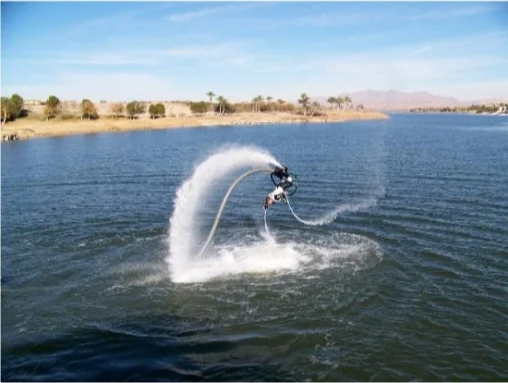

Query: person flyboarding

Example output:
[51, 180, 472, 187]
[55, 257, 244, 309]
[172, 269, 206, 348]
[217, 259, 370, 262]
[264, 165, 297, 209]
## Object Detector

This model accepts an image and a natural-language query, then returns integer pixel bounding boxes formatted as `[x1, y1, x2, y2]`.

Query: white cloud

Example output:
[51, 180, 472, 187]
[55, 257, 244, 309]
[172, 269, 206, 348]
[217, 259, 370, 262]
[45, 53, 159, 66]
[256, 3, 500, 29]
[250, 30, 508, 77]
[319, 55, 507, 80]
[163, 45, 230, 58]
[167, 3, 265, 23]
[54, 11, 143, 42]
[3, 72, 174, 102]
[14, 39, 256, 69]
[167, 6, 224, 22]
[408, 45, 432, 56]
[160, 41, 254, 67]
[407, 5, 497, 21]
[259, 10, 386, 28]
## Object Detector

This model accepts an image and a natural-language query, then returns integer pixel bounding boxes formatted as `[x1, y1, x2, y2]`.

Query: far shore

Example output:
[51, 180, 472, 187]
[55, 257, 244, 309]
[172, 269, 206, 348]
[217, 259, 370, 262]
[1, 111, 388, 141]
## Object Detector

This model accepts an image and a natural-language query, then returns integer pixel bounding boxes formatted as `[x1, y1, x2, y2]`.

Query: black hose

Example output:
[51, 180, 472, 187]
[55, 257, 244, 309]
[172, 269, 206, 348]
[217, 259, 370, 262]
[270, 173, 278, 186]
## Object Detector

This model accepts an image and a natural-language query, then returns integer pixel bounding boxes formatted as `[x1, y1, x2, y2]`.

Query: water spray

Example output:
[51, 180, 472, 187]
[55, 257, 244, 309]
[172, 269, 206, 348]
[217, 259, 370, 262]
[166, 150, 386, 284]
[167, 146, 281, 277]
[284, 195, 380, 226]
[197, 167, 272, 258]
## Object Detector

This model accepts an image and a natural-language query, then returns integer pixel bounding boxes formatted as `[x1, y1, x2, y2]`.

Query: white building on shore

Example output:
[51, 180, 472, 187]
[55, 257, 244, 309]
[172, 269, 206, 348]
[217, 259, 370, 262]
[24, 99, 43, 106]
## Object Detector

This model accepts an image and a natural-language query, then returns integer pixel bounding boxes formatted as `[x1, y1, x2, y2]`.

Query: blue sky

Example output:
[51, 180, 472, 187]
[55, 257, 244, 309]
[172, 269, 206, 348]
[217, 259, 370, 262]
[1, 1, 507, 102]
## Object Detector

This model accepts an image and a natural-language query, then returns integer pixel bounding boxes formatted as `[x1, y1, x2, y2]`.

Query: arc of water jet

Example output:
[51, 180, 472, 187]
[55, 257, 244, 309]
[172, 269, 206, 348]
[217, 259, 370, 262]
[197, 167, 273, 259]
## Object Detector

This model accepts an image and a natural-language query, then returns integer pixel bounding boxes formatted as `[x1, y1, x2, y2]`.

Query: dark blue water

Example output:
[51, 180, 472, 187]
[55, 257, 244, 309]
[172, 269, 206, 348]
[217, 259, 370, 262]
[2, 113, 508, 381]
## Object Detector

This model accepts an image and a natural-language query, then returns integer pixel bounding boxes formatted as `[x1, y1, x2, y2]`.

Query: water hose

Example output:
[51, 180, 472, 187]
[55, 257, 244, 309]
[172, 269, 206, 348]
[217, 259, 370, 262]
[285, 195, 318, 226]
[197, 167, 273, 258]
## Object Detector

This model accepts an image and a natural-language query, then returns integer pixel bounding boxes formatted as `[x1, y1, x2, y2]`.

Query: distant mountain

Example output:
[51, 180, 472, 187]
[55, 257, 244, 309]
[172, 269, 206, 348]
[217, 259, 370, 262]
[310, 90, 507, 111]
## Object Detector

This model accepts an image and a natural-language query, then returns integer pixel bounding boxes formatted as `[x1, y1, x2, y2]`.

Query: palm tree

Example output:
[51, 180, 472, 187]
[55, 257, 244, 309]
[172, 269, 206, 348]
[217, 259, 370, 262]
[252, 95, 263, 113]
[217, 96, 226, 115]
[276, 99, 285, 112]
[266, 96, 273, 112]
[256, 95, 264, 113]
[327, 97, 336, 109]
[336, 96, 344, 110]
[310, 101, 321, 116]
[206, 91, 215, 113]
[298, 93, 310, 116]
[343, 96, 352, 110]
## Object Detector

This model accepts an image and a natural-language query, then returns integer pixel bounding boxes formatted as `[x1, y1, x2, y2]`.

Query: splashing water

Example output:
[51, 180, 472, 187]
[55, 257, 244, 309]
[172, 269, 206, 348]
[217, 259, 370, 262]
[166, 142, 386, 284]
[167, 146, 281, 280]
[168, 230, 382, 284]
[285, 192, 384, 226]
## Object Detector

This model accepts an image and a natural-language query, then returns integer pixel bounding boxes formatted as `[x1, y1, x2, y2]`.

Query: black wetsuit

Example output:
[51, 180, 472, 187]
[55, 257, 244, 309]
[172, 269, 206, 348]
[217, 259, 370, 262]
[272, 166, 289, 180]
[271, 167, 293, 192]
[265, 167, 294, 209]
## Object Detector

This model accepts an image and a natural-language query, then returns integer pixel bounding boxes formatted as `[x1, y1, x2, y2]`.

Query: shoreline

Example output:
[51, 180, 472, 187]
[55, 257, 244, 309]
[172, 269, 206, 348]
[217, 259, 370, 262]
[1, 111, 389, 141]
[409, 110, 508, 116]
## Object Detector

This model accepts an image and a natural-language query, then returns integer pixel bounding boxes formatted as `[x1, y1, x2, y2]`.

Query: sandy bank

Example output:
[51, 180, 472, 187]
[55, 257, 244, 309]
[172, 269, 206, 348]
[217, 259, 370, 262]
[2, 111, 388, 141]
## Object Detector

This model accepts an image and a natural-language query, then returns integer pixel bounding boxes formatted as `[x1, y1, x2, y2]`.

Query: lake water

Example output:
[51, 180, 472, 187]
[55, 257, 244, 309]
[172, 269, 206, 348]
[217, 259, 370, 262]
[2, 113, 508, 381]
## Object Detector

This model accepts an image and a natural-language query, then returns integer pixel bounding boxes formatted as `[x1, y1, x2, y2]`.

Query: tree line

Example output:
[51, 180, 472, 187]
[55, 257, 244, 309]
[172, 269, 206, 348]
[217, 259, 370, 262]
[410, 103, 507, 114]
[326, 96, 352, 110]
[0, 94, 169, 124]
[1, 91, 359, 127]
[190, 91, 356, 116]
